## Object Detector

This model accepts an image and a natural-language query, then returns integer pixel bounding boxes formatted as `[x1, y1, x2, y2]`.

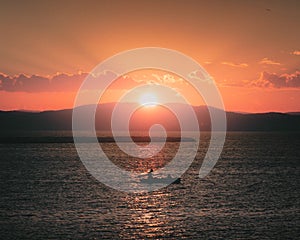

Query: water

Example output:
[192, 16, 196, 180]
[0, 132, 299, 239]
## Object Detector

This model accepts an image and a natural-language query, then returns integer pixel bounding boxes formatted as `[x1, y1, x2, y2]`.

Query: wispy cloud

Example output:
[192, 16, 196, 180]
[259, 57, 281, 65]
[131, 73, 185, 85]
[251, 71, 300, 88]
[188, 70, 214, 84]
[151, 74, 184, 84]
[221, 62, 248, 68]
[291, 50, 300, 56]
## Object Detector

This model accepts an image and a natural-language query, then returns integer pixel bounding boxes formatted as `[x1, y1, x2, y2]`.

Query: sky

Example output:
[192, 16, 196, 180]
[0, 0, 299, 112]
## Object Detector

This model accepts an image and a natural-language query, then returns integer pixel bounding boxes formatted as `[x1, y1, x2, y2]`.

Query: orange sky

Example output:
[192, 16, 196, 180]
[0, 0, 299, 112]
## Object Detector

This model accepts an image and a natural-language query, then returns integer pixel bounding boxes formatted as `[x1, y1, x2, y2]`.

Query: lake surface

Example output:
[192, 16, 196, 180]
[0, 132, 299, 239]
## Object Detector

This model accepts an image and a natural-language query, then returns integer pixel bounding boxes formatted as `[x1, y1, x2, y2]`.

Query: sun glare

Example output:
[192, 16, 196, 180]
[139, 93, 158, 107]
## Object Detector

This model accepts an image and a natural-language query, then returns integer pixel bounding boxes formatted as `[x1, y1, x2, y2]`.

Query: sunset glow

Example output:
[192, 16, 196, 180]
[0, 1, 299, 113]
[139, 92, 159, 107]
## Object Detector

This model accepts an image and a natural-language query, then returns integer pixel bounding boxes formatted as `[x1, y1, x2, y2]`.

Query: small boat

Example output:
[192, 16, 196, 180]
[140, 177, 181, 184]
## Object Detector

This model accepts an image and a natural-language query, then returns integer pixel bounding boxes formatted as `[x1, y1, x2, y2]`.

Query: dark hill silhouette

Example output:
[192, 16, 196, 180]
[0, 103, 299, 132]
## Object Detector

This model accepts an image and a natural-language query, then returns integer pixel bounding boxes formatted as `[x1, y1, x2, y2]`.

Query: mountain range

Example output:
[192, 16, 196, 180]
[0, 103, 299, 132]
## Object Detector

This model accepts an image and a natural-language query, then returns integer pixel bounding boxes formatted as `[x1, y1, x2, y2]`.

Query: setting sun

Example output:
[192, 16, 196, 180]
[139, 92, 158, 107]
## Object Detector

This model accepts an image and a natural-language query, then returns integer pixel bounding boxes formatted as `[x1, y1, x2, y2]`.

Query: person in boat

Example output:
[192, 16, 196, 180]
[147, 169, 154, 180]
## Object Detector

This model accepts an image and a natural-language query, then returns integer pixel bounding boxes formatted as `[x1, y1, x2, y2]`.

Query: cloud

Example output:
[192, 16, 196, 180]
[259, 57, 281, 65]
[188, 70, 214, 84]
[0, 72, 87, 92]
[251, 71, 300, 88]
[130, 73, 185, 85]
[291, 50, 300, 56]
[0, 72, 141, 92]
[221, 62, 248, 68]
[151, 73, 185, 84]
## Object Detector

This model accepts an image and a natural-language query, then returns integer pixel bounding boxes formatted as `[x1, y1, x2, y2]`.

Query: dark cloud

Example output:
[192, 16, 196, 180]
[0, 72, 140, 92]
[0, 72, 87, 92]
[252, 71, 300, 88]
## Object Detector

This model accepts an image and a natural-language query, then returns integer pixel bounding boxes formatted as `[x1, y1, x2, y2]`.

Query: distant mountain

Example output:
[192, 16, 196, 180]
[0, 103, 299, 132]
[287, 112, 300, 116]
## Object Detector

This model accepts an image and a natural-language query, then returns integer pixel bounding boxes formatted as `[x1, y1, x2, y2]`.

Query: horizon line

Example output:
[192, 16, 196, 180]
[0, 102, 299, 115]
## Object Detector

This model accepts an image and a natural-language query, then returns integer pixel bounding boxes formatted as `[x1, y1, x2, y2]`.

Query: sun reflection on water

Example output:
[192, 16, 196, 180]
[119, 191, 182, 239]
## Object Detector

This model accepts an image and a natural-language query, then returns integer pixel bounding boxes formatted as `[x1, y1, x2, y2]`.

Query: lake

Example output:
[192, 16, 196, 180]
[0, 132, 299, 239]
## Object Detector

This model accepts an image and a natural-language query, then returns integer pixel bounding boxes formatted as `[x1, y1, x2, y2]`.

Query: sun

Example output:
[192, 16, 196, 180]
[139, 92, 158, 107]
